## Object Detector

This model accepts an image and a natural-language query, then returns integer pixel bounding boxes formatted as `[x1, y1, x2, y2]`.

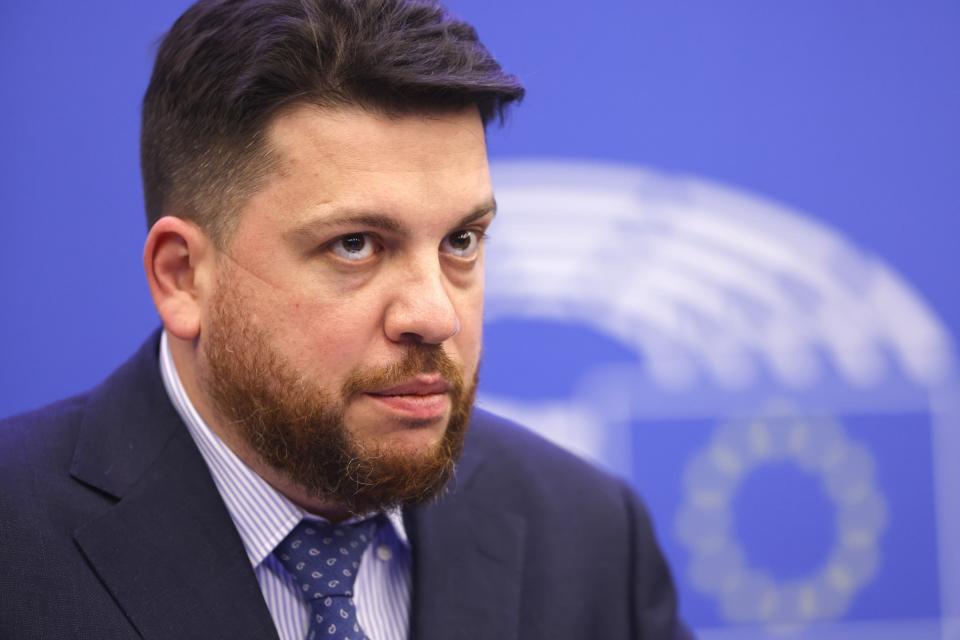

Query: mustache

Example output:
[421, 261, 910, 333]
[341, 344, 463, 399]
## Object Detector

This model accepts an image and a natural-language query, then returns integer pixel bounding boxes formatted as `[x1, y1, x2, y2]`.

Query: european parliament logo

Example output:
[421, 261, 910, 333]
[478, 160, 959, 639]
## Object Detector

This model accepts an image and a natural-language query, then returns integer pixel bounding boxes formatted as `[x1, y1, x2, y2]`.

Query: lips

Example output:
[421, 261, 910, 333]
[367, 375, 451, 397]
[364, 375, 451, 420]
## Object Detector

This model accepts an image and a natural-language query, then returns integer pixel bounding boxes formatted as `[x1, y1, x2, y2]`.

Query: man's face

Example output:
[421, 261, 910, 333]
[196, 104, 493, 514]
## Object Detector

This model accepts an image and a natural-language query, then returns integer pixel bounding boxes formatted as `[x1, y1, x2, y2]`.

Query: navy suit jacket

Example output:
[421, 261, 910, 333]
[0, 334, 685, 639]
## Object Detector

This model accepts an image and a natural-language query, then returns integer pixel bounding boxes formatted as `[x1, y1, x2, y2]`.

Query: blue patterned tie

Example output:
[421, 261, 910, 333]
[275, 518, 378, 640]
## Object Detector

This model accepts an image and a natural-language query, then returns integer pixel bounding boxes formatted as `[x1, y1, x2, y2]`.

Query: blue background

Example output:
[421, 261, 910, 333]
[2, 2, 957, 637]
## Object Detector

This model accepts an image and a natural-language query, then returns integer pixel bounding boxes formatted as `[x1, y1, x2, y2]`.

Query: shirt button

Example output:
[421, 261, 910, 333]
[376, 545, 393, 561]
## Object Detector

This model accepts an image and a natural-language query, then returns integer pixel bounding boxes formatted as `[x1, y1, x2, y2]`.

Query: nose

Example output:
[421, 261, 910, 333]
[383, 258, 460, 345]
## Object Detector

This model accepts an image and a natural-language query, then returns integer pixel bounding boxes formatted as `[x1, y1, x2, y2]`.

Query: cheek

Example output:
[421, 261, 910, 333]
[268, 293, 387, 371]
[454, 291, 484, 367]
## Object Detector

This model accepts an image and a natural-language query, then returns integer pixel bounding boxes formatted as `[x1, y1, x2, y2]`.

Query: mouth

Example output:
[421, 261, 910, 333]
[363, 374, 452, 421]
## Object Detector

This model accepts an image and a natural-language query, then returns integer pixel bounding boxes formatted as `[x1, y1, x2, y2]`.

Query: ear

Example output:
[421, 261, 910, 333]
[143, 216, 215, 340]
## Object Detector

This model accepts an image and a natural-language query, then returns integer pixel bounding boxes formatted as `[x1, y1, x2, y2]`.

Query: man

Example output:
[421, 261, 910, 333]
[0, 1, 684, 638]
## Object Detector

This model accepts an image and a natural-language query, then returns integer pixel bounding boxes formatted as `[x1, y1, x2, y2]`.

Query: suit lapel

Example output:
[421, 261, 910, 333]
[69, 333, 279, 640]
[407, 418, 527, 640]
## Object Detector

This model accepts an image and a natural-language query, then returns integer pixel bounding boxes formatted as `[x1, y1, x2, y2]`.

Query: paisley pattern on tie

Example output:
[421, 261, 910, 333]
[275, 519, 379, 640]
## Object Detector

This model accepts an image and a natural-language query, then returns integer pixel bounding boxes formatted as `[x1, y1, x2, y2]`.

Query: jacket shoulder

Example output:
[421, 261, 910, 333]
[459, 409, 682, 638]
[464, 408, 634, 515]
[0, 393, 88, 477]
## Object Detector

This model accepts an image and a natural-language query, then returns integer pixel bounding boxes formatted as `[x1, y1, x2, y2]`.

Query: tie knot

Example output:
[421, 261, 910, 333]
[275, 518, 378, 600]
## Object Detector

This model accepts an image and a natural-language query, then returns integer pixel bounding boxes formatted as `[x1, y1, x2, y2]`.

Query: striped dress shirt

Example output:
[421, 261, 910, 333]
[159, 332, 411, 640]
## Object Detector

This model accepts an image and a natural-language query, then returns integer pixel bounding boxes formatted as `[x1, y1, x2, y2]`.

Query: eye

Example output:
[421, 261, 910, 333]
[329, 233, 379, 261]
[441, 229, 481, 259]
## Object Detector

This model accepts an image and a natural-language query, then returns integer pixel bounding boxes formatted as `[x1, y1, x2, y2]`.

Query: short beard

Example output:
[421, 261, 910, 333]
[199, 276, 475, 517]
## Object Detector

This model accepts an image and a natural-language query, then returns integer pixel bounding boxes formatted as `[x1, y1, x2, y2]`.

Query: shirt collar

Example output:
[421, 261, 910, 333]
[158, 331, 409, 567]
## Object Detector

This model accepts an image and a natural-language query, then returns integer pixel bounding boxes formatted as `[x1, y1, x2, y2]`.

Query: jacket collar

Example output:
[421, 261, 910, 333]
[69, 332, 280, 639]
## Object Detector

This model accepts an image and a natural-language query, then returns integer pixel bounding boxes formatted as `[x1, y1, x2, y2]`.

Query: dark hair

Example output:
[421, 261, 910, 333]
[141, 0, 524, 242]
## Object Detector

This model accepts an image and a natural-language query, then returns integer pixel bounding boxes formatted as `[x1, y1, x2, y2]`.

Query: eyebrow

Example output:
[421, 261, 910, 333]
[285, 197, 497, 243]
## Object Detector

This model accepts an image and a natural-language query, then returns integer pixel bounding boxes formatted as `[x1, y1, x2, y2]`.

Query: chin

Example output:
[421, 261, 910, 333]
[354, 417, 449, 456]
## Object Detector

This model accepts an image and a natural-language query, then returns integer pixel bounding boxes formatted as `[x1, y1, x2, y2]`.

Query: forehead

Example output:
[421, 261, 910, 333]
[252, 104, 491, 222]
[269, 103, 488, 171]
[225, 103, 494, 251]
[220, 103, 494, 246]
